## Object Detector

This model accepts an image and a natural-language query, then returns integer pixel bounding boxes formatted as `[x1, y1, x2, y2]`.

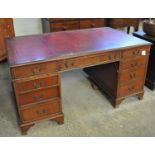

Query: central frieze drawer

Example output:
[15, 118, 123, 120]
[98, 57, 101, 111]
[14, 74, 59, 92]
[18, 86, 60, 106]
[20, 99, 61, 123]
[55, 52, 120, 71]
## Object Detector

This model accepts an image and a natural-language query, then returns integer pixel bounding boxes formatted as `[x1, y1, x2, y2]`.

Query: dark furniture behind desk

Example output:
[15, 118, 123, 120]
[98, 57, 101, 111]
[107, 18, 140, 33]
[42, 18, 106, 32]
[133, 31, 155, 90]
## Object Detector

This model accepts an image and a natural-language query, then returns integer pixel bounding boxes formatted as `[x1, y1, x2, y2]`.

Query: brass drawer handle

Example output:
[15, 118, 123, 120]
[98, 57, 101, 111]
[65, 61, 74, 68]
[133, 51, 140, 56]
[65, 62, 69, 68]
[131, 63, 138, 68]
[62, 26, 68, 30]
[108, 55, 112, 60]
[36, 110, 41, 115]
[34, 93, 44, 102]
[31, 66, 42, 75]
[33, 82, 38, 89]
[36, 109, 47, 115]
[91, 23, 96, 27]
[42, 109, 47, 113]
[129, 73, 136, 79]
[128, 86, 135, 92]
[71, 62, 74, 67]
[56, 63, 62, 71]
[32, 81, 45, 89]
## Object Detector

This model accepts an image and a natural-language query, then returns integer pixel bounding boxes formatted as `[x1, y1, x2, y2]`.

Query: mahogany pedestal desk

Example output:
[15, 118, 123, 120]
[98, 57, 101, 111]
[133, 31, 155, 90]
[7, 27, 151, 135]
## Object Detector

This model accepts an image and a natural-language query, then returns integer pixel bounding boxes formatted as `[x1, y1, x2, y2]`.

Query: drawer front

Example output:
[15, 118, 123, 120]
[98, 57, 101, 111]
[20, 99, 61, 122]
[110, 19, 139, 28]
[14, 75, 59, 92]
[117, 80, 143, 98]
[18, 86, 60, 105]
[80, 19, 104, 29]
[118, 67, 146, 85]
[85, 52, 120, 66]
[122, 46, 150, 59]
[57, 52, 120, 71]
[120, 57, 148, 70]
[12, 61, 58, 79]
[51, 21, 79, 32]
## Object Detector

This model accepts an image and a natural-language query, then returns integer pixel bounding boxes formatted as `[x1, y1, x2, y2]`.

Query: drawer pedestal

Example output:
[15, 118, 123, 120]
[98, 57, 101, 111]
[84, 47, 150, 107]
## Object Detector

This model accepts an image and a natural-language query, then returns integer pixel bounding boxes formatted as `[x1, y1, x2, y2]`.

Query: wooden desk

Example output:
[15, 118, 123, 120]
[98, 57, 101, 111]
[7, 27, 151, 135]
[133, 31, 155, 90]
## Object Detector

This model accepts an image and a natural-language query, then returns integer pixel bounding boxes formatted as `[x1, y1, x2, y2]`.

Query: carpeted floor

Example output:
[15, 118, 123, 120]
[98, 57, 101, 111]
[1, 60, 155, 137]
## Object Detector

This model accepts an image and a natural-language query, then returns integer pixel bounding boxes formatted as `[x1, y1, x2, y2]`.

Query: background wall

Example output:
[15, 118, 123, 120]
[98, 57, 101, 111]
[13, 18, 42, 36]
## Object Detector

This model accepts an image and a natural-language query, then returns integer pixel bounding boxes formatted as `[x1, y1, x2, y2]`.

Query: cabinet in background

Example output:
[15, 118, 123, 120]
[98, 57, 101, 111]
[42, 18, 106, 32]
[0, 18, 15, 61]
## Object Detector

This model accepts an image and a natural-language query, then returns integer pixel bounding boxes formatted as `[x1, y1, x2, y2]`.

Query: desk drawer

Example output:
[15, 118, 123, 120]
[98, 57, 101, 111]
[120, 57, 148, 70]
[122, 46, 150, 59]
[14, 75, 59, 93]
[18, 86, 60, 106]
[118, 67, 146, 85]
[20, 99, 61, 123]
[51, 21, 79, 32]
[85, 52, 120, 66]
[117, 80, 143, 98]
[80, 19, 104, 29]
[11, 61, 58, 79]
[56, 52, 120, 71]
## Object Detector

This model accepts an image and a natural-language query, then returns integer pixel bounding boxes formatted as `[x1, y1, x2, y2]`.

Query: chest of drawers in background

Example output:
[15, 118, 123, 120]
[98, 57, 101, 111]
[0, 18, 14, 61]
[42, 18, 105, 32]
[84, 46, 150, 107]
[107, 18, 140, 33]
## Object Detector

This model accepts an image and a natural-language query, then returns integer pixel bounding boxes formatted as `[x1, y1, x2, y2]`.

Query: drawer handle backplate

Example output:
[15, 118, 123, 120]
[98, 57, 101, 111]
[34, 93, 44, 102]
[33, 81, 45, 89]
[128, 86, 135, 92]
[131, 63, 138, 68]
[129, 73, 136, 79]
[36, 109, 48, 115]
[31, 66, 42, 75]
